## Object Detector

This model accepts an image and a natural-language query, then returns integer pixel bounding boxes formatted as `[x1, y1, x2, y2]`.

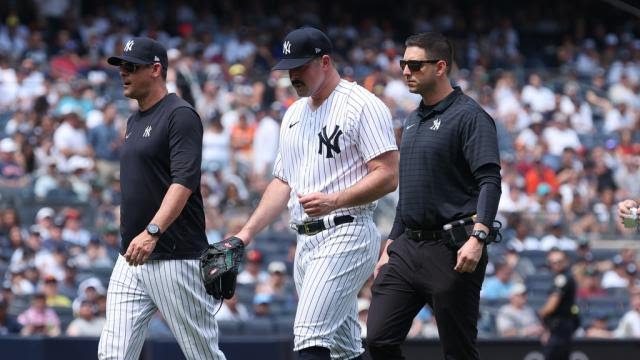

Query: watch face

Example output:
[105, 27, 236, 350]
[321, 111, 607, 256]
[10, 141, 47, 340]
[147, 224, 160, 234]
[474, 230, 487, 240]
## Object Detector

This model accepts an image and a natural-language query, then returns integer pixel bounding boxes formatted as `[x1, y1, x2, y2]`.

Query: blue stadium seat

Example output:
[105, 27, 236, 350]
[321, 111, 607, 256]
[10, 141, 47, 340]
[273, 315, 295, 335]
[217, 320, 244, 336]
[243, 318, 274, 335]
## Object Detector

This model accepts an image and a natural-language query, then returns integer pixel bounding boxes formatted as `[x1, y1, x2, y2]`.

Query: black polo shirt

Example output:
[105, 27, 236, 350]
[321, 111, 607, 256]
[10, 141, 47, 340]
[389, 87, 500, 237]
[120, 93, 207, 260]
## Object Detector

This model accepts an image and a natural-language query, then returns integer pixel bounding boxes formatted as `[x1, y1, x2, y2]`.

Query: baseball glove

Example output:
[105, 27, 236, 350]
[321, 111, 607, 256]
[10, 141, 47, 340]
[200, 236, 245, 300]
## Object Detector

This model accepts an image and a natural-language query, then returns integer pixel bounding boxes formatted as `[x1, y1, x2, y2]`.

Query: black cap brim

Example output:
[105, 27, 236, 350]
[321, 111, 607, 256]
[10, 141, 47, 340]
[272, 57, 314, 71]
[107, 55, 151, 66]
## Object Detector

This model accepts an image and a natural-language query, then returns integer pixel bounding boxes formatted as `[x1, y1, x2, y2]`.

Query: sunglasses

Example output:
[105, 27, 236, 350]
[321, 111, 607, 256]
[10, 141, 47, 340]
[399, 59, 441, 72]
[119, 62, 154, 73]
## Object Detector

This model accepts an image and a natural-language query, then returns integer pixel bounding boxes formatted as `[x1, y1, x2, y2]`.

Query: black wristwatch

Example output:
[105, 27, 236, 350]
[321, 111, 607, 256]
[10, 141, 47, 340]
[470, 229, 488, 243]
[146, 223, 162, 237]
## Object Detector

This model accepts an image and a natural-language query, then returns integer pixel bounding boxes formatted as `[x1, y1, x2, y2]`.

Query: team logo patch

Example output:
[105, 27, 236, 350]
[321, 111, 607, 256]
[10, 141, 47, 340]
[318, 125, 342, 158]
[283, 41, 291, 55]
[554, 274, 567, 288]
[143, 126, 152, 138]
[430, 118, 441, 131]
[124, 40, 134, 52]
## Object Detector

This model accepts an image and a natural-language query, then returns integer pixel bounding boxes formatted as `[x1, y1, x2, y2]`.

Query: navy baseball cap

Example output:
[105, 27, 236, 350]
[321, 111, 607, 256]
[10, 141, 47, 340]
[272, 27, 333, 70]
[108, 37, 168, 69]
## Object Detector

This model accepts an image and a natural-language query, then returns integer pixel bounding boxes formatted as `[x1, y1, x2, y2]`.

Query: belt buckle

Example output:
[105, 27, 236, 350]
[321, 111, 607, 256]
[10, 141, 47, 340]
[303, 222, 321, 236]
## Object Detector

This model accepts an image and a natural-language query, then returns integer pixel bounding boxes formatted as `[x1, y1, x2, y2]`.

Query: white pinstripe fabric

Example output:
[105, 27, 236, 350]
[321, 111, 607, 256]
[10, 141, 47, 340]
[273, 79, 398, 224]
[98, 255, 225, 360]
[293, 217, 380, 359]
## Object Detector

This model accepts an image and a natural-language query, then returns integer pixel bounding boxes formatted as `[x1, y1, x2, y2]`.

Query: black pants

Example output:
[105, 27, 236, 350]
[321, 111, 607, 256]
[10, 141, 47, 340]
[366, 233, 488, 360]
[544, 321, 574, 360]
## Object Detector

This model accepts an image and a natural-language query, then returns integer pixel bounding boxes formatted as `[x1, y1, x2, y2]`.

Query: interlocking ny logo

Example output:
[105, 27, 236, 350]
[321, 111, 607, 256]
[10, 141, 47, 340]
[283, 41, 291, 55]
[430, 118, 441, 131]
[143, 125, 152, 138]
[318, 125, 342, 158]
[124, 40, 134, 52]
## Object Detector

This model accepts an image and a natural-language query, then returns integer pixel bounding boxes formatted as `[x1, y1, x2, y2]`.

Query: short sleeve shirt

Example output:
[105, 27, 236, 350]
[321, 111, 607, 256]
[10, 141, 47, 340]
[273, 80, 397, 223]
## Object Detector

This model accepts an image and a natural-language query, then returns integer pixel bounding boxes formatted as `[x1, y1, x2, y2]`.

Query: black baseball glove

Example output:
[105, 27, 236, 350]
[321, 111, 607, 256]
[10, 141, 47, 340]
[200, 236, 245, 300]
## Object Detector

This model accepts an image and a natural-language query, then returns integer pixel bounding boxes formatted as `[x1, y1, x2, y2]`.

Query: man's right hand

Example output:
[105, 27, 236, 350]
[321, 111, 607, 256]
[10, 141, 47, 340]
[374, 240, 393, 278]
[618, 199, 638, 220]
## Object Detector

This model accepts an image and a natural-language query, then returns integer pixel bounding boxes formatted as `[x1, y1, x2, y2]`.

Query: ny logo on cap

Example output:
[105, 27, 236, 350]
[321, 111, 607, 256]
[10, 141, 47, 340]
[283, 41, 291, 55]
[124, 40, 134, 52]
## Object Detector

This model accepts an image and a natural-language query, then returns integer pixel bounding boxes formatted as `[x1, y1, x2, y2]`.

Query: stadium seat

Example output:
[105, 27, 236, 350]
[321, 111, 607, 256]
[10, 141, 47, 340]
[217, 320, 244, 336]
[52, 306, 74, 331]
[243, 317, 274, 335]
[273, 315, 295, 335]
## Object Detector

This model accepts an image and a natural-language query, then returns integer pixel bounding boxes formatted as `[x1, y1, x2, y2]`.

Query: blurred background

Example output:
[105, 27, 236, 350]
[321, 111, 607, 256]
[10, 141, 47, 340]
[0, 0, 639, 359]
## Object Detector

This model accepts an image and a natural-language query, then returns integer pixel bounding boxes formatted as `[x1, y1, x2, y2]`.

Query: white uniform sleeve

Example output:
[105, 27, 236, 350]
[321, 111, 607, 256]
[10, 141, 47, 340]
[356, 94, 398, 162]
[272, 151, 286, 182]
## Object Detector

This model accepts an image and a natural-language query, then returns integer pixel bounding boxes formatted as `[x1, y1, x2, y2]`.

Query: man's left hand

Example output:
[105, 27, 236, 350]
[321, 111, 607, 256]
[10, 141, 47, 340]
[298, 192, 338, 217]
[124, 232, 159, 266]
[454, 236, 484, 273]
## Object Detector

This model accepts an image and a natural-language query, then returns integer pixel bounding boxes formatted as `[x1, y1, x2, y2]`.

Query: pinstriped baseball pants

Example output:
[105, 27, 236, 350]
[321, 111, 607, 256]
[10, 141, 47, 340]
[98, 255, 225, 360]
[293, 217, 380, 360]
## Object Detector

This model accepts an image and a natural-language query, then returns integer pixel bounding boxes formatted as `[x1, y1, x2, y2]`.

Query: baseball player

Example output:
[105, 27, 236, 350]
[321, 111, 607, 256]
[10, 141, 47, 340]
[234, 27, 399, 360]
[98, 37, 225, 360]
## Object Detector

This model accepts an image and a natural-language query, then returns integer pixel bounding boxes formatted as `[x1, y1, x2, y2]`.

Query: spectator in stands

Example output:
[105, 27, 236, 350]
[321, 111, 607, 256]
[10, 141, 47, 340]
[216, 293, 251, 322]
[52, 109, 91, 173]
[56, 263, 78, 300]
[481, 262, 515, 300]
[88, 102, 121, 185]
[201, 115, 230, 173]
[42, 275, 71, 307]
[257, 261, 291, 296]
[602, 255, 631, 289]
[61, 208, 91, 248]
[33, 207, 55, 242]
[521, 73, 555, 115]
[66, 299, 105, 337]
[0, 225, 23, 265]
[614, 288, 640, 338]
[0, 137, 28, 187]
[0, 296, 21, 335]
[496, 283, 544, 337]
[71, 277, 105, 315]
[237, 249, 268, 285]
[576, 266, 607, 299]
[584, 313, 613, 338]
[253, 293, 272, 318]
[100, 224, 120, 261]
[540, 220, 577, 251]
[251, 104, 280, 178]
[229, 110, 255, 168]
[17, 293, 61, 336]
[9, 266, 35, 295]
[72, 238, 113, 269]
[505, 217, 540, 252]
[542, 114, 582, 161]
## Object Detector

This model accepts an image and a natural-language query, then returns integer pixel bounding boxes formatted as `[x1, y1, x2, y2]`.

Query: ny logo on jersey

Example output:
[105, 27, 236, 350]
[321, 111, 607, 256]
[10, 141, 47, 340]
[143, 125, 152, 138]
[318, 125, 342, 158]
[124, 40, 134, 52]
[283, 41, 291, 55]
[430, 118, 441, 131]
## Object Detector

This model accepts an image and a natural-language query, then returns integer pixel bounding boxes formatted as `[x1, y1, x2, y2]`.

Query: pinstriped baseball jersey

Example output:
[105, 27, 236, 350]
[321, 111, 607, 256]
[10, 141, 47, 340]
[273, 79, 398, 223]
[271, 78, 397, 359]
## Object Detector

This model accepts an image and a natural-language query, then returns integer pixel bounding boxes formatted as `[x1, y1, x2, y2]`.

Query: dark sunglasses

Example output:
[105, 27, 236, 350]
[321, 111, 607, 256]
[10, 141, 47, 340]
[119, 62, 154, 73]
[399, 59, 440, 71]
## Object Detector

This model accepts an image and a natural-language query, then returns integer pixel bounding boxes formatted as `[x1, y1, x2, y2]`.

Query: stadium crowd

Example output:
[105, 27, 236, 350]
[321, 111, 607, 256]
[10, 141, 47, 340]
[0, 0, 639, 342]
